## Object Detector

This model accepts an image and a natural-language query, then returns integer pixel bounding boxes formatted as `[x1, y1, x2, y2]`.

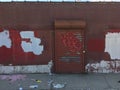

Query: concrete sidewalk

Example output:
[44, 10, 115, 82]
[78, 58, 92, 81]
[0, 73, 120, 90]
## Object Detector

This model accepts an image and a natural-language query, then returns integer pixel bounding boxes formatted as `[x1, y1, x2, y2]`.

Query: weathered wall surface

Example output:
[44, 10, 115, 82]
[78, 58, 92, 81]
[0, 2, 120, 73]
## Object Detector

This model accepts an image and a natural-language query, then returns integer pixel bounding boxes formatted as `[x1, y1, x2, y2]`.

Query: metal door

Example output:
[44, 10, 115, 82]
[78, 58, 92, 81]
[54, 29, 85, 73]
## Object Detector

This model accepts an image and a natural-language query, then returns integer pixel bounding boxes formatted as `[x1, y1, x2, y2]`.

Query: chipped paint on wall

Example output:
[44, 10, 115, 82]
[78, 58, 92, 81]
[105, 32, 120, 59]
[20, 31, 44, 55]
[0, 30, 12, 48]
[86, 60, 120, 73]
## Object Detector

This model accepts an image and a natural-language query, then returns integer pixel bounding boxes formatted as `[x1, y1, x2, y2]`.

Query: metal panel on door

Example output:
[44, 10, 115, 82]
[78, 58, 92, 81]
[55, 29, 85, 73]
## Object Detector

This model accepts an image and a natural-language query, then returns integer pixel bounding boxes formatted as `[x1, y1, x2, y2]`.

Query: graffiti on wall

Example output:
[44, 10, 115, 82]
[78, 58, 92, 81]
[86, 60, 120, 73]
[0, 29, 44, 55]
[60, 32, 83, 53]
[20, 31, 43, 55]
[86, 31, 120, 73]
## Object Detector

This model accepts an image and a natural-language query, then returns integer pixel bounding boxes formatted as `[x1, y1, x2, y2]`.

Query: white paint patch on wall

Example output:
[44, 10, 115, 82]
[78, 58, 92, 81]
[0, 65, 50, 74]
[0, 61, 53, 74]
[105, 32, 120, 59]
[0, 30, 12, 48]
[20, 31, 34, 38]
[86, 60, 120, 73]
[20, 31, 44, 55]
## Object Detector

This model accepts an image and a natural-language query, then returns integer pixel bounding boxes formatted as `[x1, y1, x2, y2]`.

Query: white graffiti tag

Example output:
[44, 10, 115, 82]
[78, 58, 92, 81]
[20, 31, 44, 55]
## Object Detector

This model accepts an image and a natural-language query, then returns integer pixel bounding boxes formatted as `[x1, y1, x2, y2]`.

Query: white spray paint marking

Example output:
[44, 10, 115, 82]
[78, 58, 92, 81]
[105, 32, 120, 59]
[0, 30, 12, 48]
[48, 60, 53, 75]
[20, 31, 44, 55]
[86, 60, 120, 73]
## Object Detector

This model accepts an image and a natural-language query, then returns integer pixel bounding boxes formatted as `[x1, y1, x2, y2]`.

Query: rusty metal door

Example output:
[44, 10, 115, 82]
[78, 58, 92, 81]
[54, 20, 86, 73]
[54, 30, 85, 73]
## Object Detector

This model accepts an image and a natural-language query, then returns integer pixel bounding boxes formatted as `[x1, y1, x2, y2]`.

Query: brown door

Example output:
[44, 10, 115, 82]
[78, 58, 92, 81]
[54, 29, 85, 73]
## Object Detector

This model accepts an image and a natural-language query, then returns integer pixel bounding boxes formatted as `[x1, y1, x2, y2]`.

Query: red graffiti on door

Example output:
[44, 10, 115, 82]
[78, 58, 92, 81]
[60, 32, 83, 53]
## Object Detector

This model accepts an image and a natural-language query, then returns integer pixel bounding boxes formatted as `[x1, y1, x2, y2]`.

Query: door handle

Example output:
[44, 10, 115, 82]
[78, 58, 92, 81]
[83, 50, 86, 53]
